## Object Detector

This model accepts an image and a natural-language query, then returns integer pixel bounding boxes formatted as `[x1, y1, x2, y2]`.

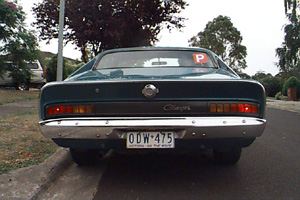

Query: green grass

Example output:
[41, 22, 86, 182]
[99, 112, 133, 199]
[0, 88, 39, 105]
[0, 109, 58, 174]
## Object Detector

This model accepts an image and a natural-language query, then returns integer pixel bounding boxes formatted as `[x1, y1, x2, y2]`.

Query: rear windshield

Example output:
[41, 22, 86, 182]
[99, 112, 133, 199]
[26, 63, 39, 69]
[95, 50, 216, 70]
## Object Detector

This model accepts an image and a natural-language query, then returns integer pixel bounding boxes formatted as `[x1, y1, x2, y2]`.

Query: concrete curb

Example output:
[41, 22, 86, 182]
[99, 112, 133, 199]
[0, 148, 72, 200]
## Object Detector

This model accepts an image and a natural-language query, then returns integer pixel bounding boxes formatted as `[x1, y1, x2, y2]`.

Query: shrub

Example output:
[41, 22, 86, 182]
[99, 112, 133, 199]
[65, 62, 84, 77]
[282, 76, 300, 97]
[45, 55, 84, 82]
[45, 55, 67, 82]
[274, 91, 289, 100]
[275, 91, 283, 100]
[259, 77, 282, 97]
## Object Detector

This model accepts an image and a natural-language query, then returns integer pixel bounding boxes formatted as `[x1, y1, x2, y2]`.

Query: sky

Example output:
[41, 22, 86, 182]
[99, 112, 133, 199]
[18, 0, 288, 76]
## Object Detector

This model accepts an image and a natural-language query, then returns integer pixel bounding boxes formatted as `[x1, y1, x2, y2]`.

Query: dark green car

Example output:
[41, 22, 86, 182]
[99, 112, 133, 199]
[39, 47, 266, 165]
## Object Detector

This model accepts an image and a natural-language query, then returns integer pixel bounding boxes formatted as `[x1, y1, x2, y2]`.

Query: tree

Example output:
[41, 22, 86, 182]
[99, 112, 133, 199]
[251, 71, 282, 97]
[259, 77, 282, 97]
[45, 55, 67, 82]
[33, 0, 187, 62]
[276, 0, 300, 78]
[0, 0, 39, 84]
[189, 15, 247, 73]
[238, 72, 251, 79]
[282, 76, 300, 97]
[251, 70, 273, 80]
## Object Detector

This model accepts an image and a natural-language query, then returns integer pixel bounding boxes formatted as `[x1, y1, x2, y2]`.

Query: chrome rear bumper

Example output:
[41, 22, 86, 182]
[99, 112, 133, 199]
[39, 117, 266, 140]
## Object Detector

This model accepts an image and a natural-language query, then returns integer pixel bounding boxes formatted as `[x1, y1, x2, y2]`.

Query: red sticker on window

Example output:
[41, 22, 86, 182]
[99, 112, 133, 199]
[193, 53, 208, 64]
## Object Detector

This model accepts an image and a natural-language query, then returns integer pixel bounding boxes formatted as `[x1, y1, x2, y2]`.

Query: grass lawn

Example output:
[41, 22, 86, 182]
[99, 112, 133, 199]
[0, 88, 58, 174]
[0, 88, 40, 105]
[0, 110, 58, 174]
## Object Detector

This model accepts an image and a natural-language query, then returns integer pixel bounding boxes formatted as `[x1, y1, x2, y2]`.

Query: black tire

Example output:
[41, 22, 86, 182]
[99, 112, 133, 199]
[16, 83, 29, 91]
[213, 148, 242, 165]
[70, 149, 99, 166]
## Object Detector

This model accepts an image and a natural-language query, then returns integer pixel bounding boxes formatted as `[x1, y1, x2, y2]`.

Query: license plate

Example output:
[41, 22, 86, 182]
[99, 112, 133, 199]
[126, 132, 175, 149]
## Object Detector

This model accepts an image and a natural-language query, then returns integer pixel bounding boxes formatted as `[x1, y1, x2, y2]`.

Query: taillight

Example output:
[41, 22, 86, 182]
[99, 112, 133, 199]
[46, 104, 93, 117]
[209, 102, 259, 115]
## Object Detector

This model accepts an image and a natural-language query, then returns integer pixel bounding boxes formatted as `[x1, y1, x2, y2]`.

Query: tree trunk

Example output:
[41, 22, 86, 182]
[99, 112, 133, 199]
[288, 87, 297, 101]
[80, 46, 88, 63]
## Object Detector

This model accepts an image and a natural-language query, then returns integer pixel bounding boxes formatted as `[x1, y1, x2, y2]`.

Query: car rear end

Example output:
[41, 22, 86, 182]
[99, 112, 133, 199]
[39, 79, 265, 149]
[39, 47, 266, 165]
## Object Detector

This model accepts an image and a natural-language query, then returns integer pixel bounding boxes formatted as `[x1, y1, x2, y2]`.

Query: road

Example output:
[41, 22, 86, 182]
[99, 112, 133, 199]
[36, 108, 300, 200]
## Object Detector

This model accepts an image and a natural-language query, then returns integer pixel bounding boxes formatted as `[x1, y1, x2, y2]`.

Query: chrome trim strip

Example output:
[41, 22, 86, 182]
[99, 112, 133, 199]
[39, 117, 266, 140]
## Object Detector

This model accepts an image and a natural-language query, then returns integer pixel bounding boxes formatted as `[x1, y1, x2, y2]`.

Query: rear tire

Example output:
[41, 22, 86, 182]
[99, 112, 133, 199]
[70, 149, 99, 166]
[16, 83, 29, 91]
[213, 148, 242, 165]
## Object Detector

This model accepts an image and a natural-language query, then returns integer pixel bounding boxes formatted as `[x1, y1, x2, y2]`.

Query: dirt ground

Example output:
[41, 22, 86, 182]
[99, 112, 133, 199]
[0, 99, 38, 118]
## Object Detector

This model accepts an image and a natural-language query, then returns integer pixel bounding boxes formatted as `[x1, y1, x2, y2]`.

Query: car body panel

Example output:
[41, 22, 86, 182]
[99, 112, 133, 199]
[40, 79, 265, 119]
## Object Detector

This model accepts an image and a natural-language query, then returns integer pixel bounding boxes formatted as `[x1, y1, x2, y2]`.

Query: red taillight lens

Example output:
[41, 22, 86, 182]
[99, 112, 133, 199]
[251, 105, 258, 114]
[66, 105, 72, 113]
[53, 106, 60, 115]
[210, 102, 259, 115]
[238, 104, 245, 112]
[244, 104, 251, 113]
[46, 107, 53, 115]
[230, 104, 237, 112]
[45, 104, 93, 117]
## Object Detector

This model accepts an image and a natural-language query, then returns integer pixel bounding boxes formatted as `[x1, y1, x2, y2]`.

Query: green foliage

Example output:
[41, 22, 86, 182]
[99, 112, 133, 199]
[0, 0, 39, 84]
[275, 91, 289, 101]
[284, 76, 299, 88]
[189, 15, 247, 73]
[45, 55, 84, 82]
[237, 72, 251, 79]
[275, 91, 283, 100]
[254, 71, 283, 97]
[259, 76, 283, 97]
[45, 55, 67, 82]
[65, 62, 84, 77]
[0, 0, 24, 41]
[282, 76, 300, 96]
[252, 71, 273, 80]
[276, 0, 299, 76]
[33, 0, 187, 59]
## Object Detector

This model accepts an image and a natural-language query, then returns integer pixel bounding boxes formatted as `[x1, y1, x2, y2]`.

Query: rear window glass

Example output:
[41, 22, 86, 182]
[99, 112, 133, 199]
[95, 50, 216, 70]
[26, 63, 39, 69]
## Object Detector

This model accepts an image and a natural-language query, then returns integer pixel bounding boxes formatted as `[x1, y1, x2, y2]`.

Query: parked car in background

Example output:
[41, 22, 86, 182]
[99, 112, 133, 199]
[39, 47, 266, 165]
[0, 60, 45, 91]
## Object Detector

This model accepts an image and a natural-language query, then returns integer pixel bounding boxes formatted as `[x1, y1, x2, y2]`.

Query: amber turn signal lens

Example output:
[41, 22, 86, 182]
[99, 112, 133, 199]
[217, 104, 223, 112]
[223, 104, 230, 112]
[210, 104, 217, 112]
